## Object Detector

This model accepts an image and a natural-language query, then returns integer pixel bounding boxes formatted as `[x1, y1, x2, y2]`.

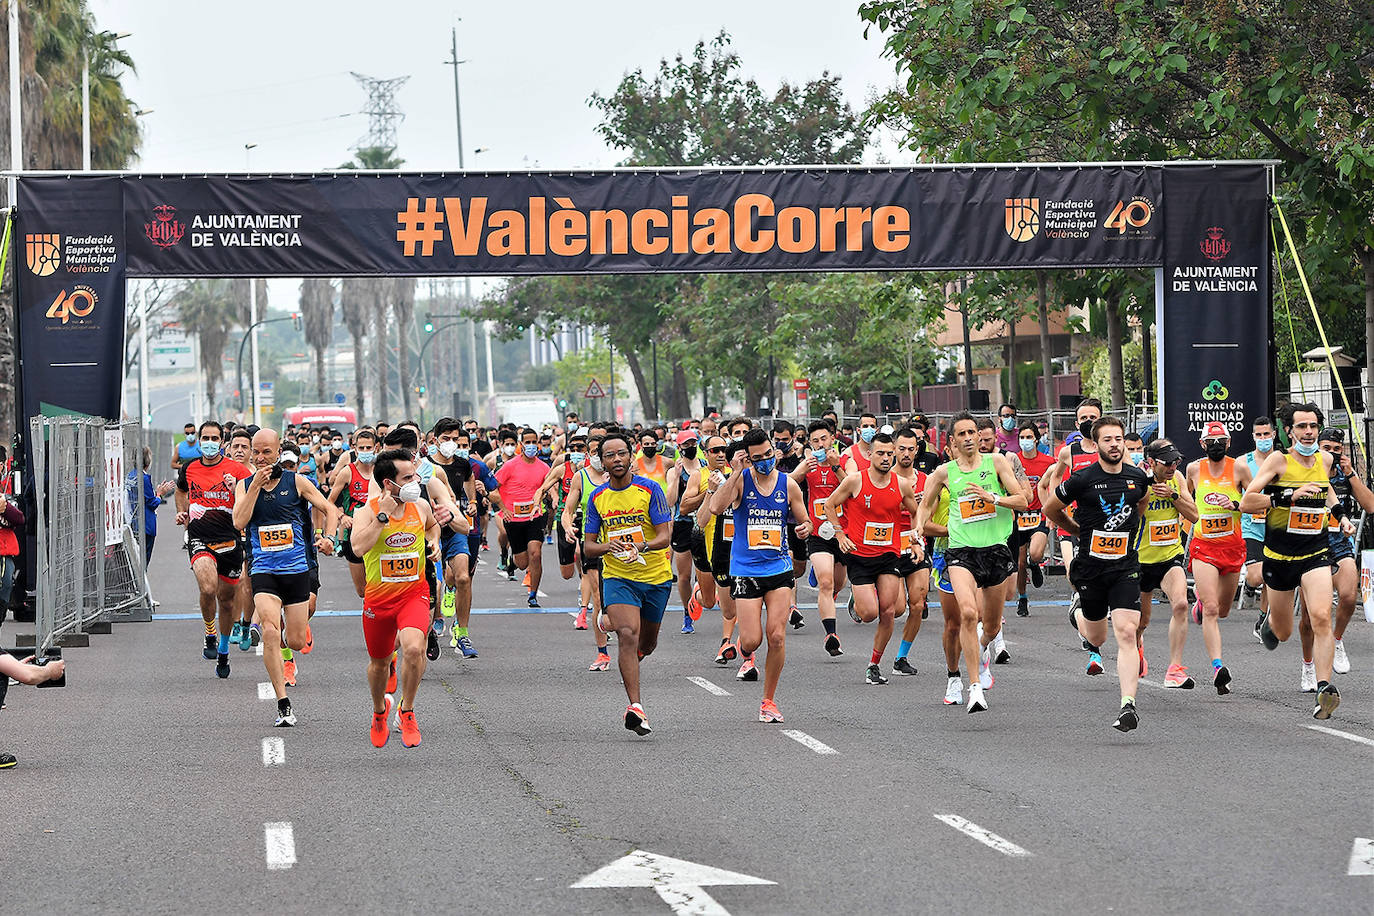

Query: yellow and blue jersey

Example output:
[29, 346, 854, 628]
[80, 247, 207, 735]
[585, 475, 672, 584]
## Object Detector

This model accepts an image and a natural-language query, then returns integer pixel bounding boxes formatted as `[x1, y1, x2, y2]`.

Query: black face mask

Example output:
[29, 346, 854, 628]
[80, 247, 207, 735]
[642, 446, 657, 458]
[681, 444, 697, 459]
[1078, 419, 1094, 438]
[1205, 441, 1228, 461]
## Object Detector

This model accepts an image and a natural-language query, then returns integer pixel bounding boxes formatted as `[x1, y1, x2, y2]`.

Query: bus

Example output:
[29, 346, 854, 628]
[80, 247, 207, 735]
[282, 404, 358, 437]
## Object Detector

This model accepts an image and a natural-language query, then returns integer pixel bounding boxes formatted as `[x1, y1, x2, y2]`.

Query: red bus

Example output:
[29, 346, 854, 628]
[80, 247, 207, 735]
[281, 404, 357, 437]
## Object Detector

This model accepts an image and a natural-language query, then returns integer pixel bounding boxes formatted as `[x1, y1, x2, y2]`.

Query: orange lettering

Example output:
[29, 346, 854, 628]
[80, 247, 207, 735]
[486, 210, 527, 256]
[691, 208, 731, 253]
[630, 209, 669, 255]
[734, 193, 775, 254]
[549, 203, 587, 256]
[819, 207, 845, 252]
[873, 206, 909, 252]
[671, 195, 689, 254]
[844, 206, 872, 252]
[589, 210, 628, 255]
[777, 206, 816, 253]
[442, 197, 487, 256]
[528, 197, 546, 255]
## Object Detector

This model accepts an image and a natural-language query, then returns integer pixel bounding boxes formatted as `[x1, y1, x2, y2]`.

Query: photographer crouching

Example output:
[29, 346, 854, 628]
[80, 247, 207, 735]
[0, 651, 66, 768]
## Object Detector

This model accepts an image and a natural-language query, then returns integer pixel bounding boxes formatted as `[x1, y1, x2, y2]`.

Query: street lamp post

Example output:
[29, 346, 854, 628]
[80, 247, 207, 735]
[416, 320, 463, 428]
[237, 314, 297, 421]
[83, 31, 131, 170]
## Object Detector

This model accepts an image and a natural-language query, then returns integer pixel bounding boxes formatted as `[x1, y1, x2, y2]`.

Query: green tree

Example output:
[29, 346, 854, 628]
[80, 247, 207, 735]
[299, 278, 335, 402]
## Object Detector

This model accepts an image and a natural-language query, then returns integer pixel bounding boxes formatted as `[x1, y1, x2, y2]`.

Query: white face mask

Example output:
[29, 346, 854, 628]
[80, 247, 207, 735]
[589, 456, 604, 472]
[502, 444, 517, 458]
[438, 440, 459, 459]
[1019, 438, 1037, 453]
[396, 481, 423, 503]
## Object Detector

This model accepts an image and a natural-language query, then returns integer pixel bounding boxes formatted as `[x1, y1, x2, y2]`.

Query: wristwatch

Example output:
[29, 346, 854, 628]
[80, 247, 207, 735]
[376, 512, 389, 525]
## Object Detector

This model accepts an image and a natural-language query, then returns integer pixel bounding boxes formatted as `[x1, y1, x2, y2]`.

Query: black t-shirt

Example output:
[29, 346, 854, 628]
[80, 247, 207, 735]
[1055, 462, 1150, 576]
[471, 439, 493, 459]
[914, 443, 942, 476]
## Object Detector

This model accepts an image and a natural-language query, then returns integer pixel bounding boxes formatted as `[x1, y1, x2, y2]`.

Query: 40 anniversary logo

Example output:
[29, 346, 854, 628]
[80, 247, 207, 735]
[45, 286, 98, 324]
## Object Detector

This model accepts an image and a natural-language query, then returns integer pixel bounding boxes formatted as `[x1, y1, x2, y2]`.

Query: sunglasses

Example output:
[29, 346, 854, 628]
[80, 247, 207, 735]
[707, 446, 727, 454]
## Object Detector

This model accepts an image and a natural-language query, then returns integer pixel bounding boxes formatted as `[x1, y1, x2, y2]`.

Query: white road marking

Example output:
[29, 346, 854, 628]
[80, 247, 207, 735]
[685, 676, 730, 697]
[256, 682, 274, 701]
[1307, 725, 1374, 748]
[933, 814, 1031, 857]
[652, 885, 731, 915]
[255, 643, 264, 656]
[1348, 837, 1374, 876]
[264, 822, 296, 869]
[573, 850, 773, 915]
[261, 737, 285, 767]
[780, 729, 838, 755]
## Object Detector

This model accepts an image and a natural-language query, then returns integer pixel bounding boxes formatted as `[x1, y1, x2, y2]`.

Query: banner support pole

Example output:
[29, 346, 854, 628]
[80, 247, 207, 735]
[1153, 267, 1165, 439]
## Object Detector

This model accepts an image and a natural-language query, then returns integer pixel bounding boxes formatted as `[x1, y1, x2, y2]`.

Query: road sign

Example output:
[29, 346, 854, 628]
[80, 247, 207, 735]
[793, 378, 809, 390]
[572, 850, 774, 915]
[584, 378, 606, 399]
[258, 380, 274, 406]
[333, 392, 346, 405]
[149, 322, 193, 371]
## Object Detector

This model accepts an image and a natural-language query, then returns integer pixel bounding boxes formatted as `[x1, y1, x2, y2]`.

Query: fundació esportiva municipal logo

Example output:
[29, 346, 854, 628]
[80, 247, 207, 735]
[1004, 198, 1041, 242]
[25, 233, 61, 276]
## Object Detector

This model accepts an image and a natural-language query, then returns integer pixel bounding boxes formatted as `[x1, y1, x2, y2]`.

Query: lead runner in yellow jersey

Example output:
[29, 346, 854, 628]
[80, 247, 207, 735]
[1239, 403, 1345, 720]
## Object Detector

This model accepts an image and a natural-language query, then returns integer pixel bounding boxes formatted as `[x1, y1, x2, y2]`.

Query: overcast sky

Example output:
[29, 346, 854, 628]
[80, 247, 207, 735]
[90, 1, 907, 175]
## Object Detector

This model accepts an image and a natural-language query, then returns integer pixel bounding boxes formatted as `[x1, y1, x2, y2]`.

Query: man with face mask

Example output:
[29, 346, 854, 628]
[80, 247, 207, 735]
[327, 428, 380, 600]
[1011, 421, 1056, 618]
[1038, 397, 1103, 616]
[496, 427, 552, 607]
[232, 430, 338, 728]
[535, 427, 590, 594]
[174, 421, 253, 677]
[562, 433, 610, 665]
[1136, 440, 1199, 689]
[844, 413, 881, 473]
[1241, 416, 1276, 630]
[173, 422, 201, 474]
[632, 432, 669, 488]
[666, 429, 706, 634]
[1241, 403, 1344, 719]
[1124, 433, 1145, 466]
[350, 449, 443, 748]
[771, 421, 808, 629]
[995, 404, 1019, 453]
[791, 420, 850, 656]
[1184, 421, 1253, 695]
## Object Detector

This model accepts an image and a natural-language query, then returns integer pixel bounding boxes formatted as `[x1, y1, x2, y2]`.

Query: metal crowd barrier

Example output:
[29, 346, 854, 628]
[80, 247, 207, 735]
[30, 416, 153, 653]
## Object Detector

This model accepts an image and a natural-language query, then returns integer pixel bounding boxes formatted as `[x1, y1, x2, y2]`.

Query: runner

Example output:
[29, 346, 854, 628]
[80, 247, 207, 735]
[581, 430, 673, 736]
[1184, 421, 1252, 695]
[224, 428, 255, 649]
[326, 428, 380, 599]
[231, 430, 338, 727]
[1317, 429, 1362, 680]
[995, 403, 1020, 453]
[709, 428, 812, 722]
[890, 427, 932, 675]
[1241, 417, 1275, 639]
[1010, 421, 1055, 617]
[683, 435, 741, 665]
[825, 432, 923, 685]
[351, 449, 442, 748]
[430, 421, 500, 659]
[174, 421, 253, 679]
[631, 431, 669, 488]
[844, 412, 879, 473]
[171, 421, 201, 474]
[1038, 398, 1104, 620]
[1135, 439, 1199, 688]
[495, 427, 552, 607]
[1041, 416, 1151, 731]
[790, 420, 849, 656]
[773, 421, 808, 630]
[561, 434, 610, 668]
[666, 428, 706, 634]
[917, 413, 1026, 713]
[916, 438, 968, 704]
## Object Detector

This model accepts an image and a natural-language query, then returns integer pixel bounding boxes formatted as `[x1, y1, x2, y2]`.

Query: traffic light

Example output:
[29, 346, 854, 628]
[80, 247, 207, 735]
[417, 385, 427, 395]
[558, 398, 568, 411]
[424, 321, 434, 333]
[290, 312, 301, 331]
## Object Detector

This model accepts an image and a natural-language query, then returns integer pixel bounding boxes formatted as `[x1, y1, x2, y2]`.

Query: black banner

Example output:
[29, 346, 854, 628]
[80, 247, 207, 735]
[119, 167, 1164, 276]
[14, 176, 126, 422]
[1160, 165, 1271, 459]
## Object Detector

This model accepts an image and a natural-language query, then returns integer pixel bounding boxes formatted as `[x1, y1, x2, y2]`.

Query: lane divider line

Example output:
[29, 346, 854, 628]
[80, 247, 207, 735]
[257, 682, 274, 701]
[261, 736, 285, 767]
[780, 729, 838, 755]
[685, 676, 731, 697]
[1348, 837, 1374, 876]
[933, 814, 1031, 857]
[1307, 725, 1374, 748]
[264, 822, 296, 870]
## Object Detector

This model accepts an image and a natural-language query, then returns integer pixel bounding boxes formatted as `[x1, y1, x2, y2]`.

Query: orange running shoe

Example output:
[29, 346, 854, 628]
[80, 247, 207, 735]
[283, 659, 298, 688]
[687, 586, 704, 621]
[301, 626, 313, 655]
[370, 695, 392, 748]
[759, 698, 784, 723]
[385, 655, 397, 695]
[1138, 647, 1148, 678]
[1163, 664, 1195, 689]
[574, 607, 589, 630]
[589, 652, 611, 671]
[522, 571, 531, 588]
[398, 708, 421, 747]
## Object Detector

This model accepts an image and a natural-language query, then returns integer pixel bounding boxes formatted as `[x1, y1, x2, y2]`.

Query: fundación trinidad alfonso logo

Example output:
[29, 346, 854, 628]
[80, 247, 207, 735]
[144, 204, 186, 249]
[1202, 379, 1230, 401]
[1004, 198, 1041, 242]
[25, 233, 61, 276]
[1200, 226, 1231, 261]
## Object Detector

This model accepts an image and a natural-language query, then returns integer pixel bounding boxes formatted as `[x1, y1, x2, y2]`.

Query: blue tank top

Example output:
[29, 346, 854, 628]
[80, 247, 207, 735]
[1240, 451, 1265, 541]
[729, 470, 792, 577]
[248, 469, 311, 575]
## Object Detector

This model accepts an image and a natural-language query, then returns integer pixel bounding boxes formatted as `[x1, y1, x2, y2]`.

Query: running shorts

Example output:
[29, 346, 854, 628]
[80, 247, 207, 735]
[785, 524, 808, 564]
[361, 593, 431, 658]
[1071, 568, 1140, 621]
[1244, 538, 1265, 566]
[505, 515, 547, 552]
[1328, 530, 1355, 565]
[441, 528, 471, 563]
[1011, 519, 1047, 550]
[1188, 533, 1245, 577]
[731, 571, 795, 601]
[250, 571, 311, 606]
[556, 525, 578, 567]
[188, 535, 243, 583]
[670, 519, 695, 553]
[845, 552, 901, 587]
[308, 567, 320, 596]
[930, 550, 953, 595]
[805, 535, 846, 562]
[1138, 556, 1183, 594]
[339, 534, 362, 565]
[944, 544, 1016, 590]
[895, 552, 931, 579]
[1262, 552, 1330, 593]
[690, 528, 711, 574]
[602, 578, 671, 624]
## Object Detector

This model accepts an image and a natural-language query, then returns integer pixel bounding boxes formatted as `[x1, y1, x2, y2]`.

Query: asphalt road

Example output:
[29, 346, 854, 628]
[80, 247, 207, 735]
[3, 522, 1371, 914]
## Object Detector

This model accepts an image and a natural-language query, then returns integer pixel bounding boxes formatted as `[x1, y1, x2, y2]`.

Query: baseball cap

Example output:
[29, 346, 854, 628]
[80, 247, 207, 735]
[279, 448, 299, 465]
[1202, 421, 1229, 440]
[1318, 427, 1345, 443]
[568, 427, 588, 443]
[676, 429, 699, 445]
[1145, 440, 1183, 464]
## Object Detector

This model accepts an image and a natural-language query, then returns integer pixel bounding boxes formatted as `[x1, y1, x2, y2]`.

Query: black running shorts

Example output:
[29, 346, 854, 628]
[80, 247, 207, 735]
[944, 544, 1016, 590]
[1071, 568, 1140, 621]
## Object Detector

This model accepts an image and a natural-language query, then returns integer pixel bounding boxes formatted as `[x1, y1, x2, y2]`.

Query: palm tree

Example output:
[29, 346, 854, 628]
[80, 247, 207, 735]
[299, 278, 335, 401]
[340, 278, 371, 415]
[372, 284, 391, 422]
[392, 278, 416, 416]
[176, 280, 238, 414]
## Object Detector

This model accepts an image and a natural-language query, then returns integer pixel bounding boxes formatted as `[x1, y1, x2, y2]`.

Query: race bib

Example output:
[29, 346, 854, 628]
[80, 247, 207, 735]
[258, 523, 294, 553]
[862, 521, 895, 547]
[813, 498, 833, 521]
[1329, 514, 1343, 533]
[380, 551, 421, 582]
[1088, 531, 1129, 560]
[1197, 514, 1236, 539]
[511, 500, 537, 519]
[1248, 511, 1266, 525]
[606, 522, 647, 565]
[207, 540, 237, 553]
[1016, 511, 1042, 532]
[901, 529, 918, 552]
[747, 524, 782, 550]
[1286, 508, 1326, 535]
[721, 518, 735, 541]
[957, 494, 996, 524]
[1147, 519, 1180, 548]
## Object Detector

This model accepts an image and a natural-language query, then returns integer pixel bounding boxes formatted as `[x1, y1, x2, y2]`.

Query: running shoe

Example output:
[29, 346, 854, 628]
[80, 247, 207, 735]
[1029, 559, 1044, 589]
[249, 624, 262, 648]
[789, 606, 805, 629]
[824, 633, 843, 657]
[527, 593, 540, 609]
[449, 627, 461, 650]
[681, 613, 695, 635]
[370, 696, 392, 748]
[966, 682, 987, 713]
[456, 636, 478, 659]
[688, 586, 704, 621]
[1213, 665, 1232, 695]
[215, 653, 230, 679]
[1313, 683, 1340, 720]
[865, 664, 888, 686]
[301, 625, 313, 655]
[522, 571, 531, 588]
[574, 606, 589, 630]
[496, 556, 508, 572]
[430, 618, 444, 638]
[589, 652, 611, 672]
[893, 657, 917, 676]
[481, 538, 489, 551]
[715, 642, 738, 666]
[1252, 614, 1265, 643]
[397, 708, 422, 747]
[1163, 664, 1195, 689]
[238, 621, 252, 651]
[1112, 701, 1139, 733]
[1138, 647, 1148, 678]
[274, 699, 296, 728]
[847, 596, 859, 623]
[230, 621, 243, 647]
[386, 657, 397, 694]
[1068, 592, 1081, 625]
[1300, 662, 1317, 693]
[1086, 652, 1104, 676]
[426, 630, 441, 661]
[283, 659, 297, 688]
[807, 567, 818, 588]
[203, 634, 217, 660]
[993, 631, 1010, 665]
[758, 699, 784, 723]
[978, 646, 995, 689]
[0, 753, 15, 769]
[440, 587, 457, 618]
[943, 677, 963, 706]
[1190, 599, 1203, 626]
[1081, 637, 1096, 652]
[624, 703, 652, 736]
[506, 565, 516, 582]
[1256, 612, 1279, 651]
[1333, 640, 1351, 674]
[737, 655, 759, 681]
[1016, 595, 1029, 618]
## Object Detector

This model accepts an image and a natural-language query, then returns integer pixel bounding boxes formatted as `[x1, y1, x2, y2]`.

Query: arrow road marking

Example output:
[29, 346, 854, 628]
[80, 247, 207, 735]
[573, 850, 773, 916]
[261, 737, 285, 767]
[1307, 725, 1374, 748]
[780, 729, 838, 755]
[264, 822, 296, 870]
[1349, 838, 1374, 876]
[257, 682, 274, 700]
[934, 814, 1031, 857]
[685, 676, 730, 696]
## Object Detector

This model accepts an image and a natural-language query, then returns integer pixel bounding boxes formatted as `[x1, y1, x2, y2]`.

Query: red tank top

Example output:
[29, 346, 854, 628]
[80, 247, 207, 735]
[844, 469, 903, 557]
[348, 463, 371, 509]
[1057, 442, 1097, 532]
[805, 463, 844, 528]
[896, 470, 925, 553]
[846, 443, 871, 472]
